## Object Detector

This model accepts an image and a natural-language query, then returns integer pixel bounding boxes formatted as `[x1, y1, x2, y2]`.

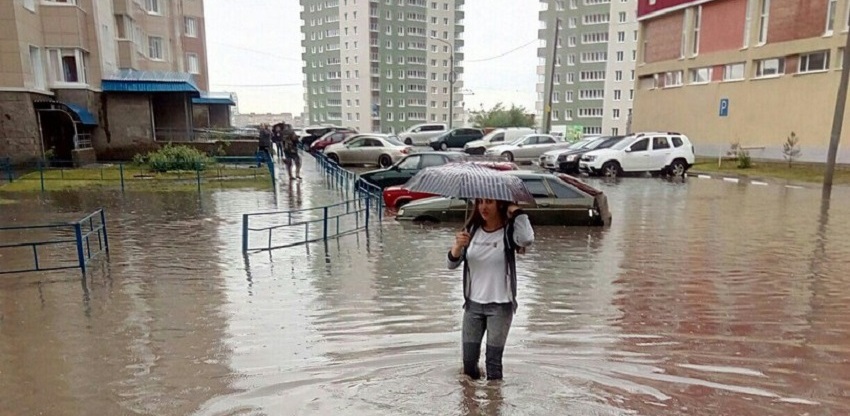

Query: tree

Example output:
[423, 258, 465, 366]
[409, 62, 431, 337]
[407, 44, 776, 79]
[469, 103, 535, 128]
[782, 131, 802, 168]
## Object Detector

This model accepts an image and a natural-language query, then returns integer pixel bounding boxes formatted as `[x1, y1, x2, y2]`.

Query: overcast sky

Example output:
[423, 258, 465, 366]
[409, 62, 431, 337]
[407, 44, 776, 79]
[205, 0, 539, 116]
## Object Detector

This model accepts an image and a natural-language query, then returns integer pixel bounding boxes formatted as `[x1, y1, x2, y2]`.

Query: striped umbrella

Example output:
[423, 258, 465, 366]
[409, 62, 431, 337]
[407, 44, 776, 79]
[404, 162, 535, 204]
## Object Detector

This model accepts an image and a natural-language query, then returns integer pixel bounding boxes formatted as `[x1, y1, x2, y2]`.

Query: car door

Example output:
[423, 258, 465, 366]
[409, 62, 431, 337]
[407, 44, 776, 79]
[342, 137, 368, 164]
[545, 178, 594, 225]
[487, 132, 505, 146]
[649, 136, 673, 170]
[519, 178, 555, 225]
[514, 136, 539, 159]
[620, 137, 651, 171]
[362, 138, 385, 165]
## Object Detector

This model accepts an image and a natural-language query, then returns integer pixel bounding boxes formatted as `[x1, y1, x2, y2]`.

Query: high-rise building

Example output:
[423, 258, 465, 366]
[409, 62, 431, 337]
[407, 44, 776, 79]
[0, 0, 227, 165]
[537, 0, 638, 138]
[633, 0, 850, 162]
[300, 0, 465, 134]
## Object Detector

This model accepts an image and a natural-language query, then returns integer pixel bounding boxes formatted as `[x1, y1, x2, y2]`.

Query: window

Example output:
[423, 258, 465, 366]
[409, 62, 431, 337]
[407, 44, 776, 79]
[723, 63, 745, 80]
[613, 90, 621, 101]
[46, 48, 88, 84]
[186, 53, 199, 74]
[185, 17, 197, 37]
[619, 11, 627, 22]
[629, 138, 649, 152]
[148, 36, 164, 60]
[547, 180, 583, 199]
[615, 70, 623, 81]
[692, 6, 701, 55]
[612, 128, 619, 135]
[799, 51, 830, 73]
[671, 137, 684, 147]
[523, 179, 551, 198]
[826, 0, 837, 34]
[397, 155, 421, 170]
[680, 9, 689, 57]
[613, 109, 620, 119]
[617, 31, 625, 42]
[616, 51, 624, 61]
[664, 71, 683, 87]
[743, 0, 754, 47]
[29, 46, 45, 89]
[755, 57, 784, 77]
[690, 67, 712, 83]
[578, 108, 603, 118]
[145, 0, 160, 14]
[758, 0, 770, 44]
[652, 137, 670, 150]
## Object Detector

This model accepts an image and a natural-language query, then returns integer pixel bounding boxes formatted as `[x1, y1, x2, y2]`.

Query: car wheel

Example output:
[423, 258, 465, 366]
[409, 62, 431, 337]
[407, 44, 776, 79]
[440, 142, 448, 151]
[328, 153, 340, 164]
[501, 152, 514, 162]
[669, 159, 687, 177]
[404, 137, 413, 145]
[378, 154, 393, 168]
[601, 161, 620, 178]
[471, 147, 486, 155]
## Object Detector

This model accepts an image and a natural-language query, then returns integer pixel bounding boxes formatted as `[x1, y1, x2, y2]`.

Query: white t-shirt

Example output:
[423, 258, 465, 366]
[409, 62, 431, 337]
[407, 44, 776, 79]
[466, 228, 511, 304]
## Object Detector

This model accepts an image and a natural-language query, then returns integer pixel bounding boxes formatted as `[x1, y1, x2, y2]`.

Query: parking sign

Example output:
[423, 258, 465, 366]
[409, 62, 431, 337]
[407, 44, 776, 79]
[719, 98, 729, 117]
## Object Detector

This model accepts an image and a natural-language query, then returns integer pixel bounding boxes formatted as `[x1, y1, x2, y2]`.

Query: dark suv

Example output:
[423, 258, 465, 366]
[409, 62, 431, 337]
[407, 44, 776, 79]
[429, 128, 484, 151]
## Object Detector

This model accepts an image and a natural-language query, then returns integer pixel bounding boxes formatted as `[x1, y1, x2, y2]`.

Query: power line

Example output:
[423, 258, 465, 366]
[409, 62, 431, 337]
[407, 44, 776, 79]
[209, 41, 301, 62]
[212, 83, 302, 87]
[465, 39, 538, 63]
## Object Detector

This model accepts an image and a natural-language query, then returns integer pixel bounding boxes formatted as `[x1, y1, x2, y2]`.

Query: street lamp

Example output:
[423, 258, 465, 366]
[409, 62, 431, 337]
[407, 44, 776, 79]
[431, 36, 455, 129]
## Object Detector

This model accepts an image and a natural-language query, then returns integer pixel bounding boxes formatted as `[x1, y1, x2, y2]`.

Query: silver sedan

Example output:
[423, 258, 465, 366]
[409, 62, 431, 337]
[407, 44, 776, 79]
[324, 134, 413, 167]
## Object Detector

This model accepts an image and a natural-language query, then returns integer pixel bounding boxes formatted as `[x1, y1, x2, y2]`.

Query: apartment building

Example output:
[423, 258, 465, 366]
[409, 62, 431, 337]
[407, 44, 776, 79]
[300, 0, 465, 134]
[634, 0, 850, 163]
[537, 0, 638, 137]
[0, 0, 228, 165]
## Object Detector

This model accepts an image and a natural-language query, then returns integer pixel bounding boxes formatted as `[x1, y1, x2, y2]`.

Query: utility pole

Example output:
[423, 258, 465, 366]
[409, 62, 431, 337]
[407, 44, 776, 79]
[824, 30, 850, 196]
[543, 17, 561, 134]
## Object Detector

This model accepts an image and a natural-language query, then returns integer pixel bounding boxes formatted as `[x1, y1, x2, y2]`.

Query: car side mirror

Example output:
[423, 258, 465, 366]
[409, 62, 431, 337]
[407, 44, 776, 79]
[625, 148, 632, 153]
[517, 144, 524, 147]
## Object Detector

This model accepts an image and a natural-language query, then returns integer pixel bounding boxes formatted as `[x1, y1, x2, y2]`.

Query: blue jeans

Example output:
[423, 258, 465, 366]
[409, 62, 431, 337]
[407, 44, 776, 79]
[461, 301, 513, 380]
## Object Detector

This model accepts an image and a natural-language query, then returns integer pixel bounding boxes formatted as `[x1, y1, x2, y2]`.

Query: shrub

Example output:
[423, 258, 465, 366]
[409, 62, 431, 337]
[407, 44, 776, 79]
[727, 141, 752, 169]
[139, 144, 214, 172]
[782, 132, 802, 168]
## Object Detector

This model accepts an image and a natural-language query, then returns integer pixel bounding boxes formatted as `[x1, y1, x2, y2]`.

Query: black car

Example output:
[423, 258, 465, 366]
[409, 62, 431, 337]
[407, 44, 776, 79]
[557, 136, 625, 173]
[357, 151, 468, 189]
[429, 128, 484, 151]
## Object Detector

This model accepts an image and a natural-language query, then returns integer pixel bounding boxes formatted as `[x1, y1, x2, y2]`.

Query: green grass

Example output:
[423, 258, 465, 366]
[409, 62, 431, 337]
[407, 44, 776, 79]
[692, 158, 850, 185]
[0, 165, 274, 192]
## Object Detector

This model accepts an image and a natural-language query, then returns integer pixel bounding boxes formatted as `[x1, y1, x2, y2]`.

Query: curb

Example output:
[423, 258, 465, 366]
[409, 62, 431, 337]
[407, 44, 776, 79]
[686, 171, 807, 189]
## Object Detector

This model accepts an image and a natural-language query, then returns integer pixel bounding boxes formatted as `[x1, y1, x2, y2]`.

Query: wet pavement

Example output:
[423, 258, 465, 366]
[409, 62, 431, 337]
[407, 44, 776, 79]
[1, 158, 850, 415]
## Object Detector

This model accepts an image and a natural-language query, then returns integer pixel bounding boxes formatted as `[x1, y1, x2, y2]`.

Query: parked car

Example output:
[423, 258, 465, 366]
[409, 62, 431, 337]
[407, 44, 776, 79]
[394, 171, 612, 226]
[398, 123, 448, 146]
[484, 134, 568, 162]
[309, 130, 357, 153]
[579, 132, 695, 177]
[358, 151, 467, 190]
[381, 161, 520, 209]
[325, 134, 412, 167]
[540, 136, 626, 173]
[463, 128, 536, 155]
[429, 128, 485, 151]
[300, 126, 358, 147]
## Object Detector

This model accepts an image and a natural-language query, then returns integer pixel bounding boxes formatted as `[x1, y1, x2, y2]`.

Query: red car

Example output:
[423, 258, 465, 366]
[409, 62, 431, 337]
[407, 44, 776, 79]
[382, 161, 519, 210]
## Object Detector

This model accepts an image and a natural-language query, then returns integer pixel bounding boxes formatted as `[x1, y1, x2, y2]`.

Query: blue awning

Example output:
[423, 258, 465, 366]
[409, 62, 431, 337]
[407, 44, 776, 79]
[64, 102, 98, 126]
[192, 93, 236, 106]
[101, 69, 201, 95]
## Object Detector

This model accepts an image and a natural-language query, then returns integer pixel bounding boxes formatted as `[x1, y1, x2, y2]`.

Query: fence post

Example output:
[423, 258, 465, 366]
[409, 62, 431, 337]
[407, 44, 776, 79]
[196, 168, 202, 194]
[39, 161, 45, 192]
[241, 214, 249, 252]
[74, 222, 86, 275]
[365, 197, 371, 229]
[5, 161, 13, 183]
[323, 206, 329, 240]
[119, 163, 125, 193]
[100, 209, 109, 253]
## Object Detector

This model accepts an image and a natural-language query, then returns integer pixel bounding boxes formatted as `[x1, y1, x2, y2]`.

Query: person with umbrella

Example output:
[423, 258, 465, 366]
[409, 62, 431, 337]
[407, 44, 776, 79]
[405, 163, 535, 380]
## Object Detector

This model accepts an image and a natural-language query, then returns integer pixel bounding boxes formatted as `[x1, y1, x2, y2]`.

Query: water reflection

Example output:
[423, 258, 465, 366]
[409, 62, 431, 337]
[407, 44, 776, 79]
[2, 163, 850, 415]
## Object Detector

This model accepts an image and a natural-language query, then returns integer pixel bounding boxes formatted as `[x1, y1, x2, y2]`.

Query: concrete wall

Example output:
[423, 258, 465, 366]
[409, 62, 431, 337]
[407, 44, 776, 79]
[767, 0, 830, 44]
[0, 92, 44, 164]
[101, 93, 153, 149]
[208, 106, 230, 128]
[644, 10, 684, 63]
[0, 0, 23, 88]
[152, 93, 191, 140]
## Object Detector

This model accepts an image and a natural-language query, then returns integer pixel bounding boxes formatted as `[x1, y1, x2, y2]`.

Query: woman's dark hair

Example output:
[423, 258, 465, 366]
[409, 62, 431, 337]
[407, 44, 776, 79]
[463, 199, 509, 232]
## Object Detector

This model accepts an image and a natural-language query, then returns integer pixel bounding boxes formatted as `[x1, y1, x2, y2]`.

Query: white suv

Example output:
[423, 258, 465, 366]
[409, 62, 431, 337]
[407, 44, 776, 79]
[398, 123, 447, 146]
[579, 132, 695, 177]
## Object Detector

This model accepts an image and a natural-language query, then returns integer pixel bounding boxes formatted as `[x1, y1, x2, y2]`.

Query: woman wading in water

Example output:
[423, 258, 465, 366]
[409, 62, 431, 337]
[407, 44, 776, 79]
[447, 198, 534, 380]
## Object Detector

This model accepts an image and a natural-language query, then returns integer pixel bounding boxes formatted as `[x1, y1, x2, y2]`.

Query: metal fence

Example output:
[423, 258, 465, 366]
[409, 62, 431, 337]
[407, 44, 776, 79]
[312, 151, 385, 220]
[0, 208, 109, 275]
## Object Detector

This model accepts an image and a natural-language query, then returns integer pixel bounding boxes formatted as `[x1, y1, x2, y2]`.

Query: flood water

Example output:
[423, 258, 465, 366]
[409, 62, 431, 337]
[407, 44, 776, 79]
[1, 160, 849, 415]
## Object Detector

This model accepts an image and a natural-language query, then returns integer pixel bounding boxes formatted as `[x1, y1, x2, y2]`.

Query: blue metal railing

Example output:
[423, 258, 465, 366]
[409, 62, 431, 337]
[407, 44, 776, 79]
[0, 208, 109, 275]
[312, 151, 384, 221]
[241, 197, 371, 252]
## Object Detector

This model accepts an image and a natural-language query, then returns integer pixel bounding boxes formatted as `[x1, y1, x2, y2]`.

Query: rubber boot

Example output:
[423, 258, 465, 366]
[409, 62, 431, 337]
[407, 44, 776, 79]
[462, 342, 482, 380]
[485, 345, 504, 380]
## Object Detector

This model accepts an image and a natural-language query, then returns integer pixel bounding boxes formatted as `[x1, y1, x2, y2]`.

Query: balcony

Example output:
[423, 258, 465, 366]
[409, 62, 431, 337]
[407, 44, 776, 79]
[113, 0, 132, 15]
[117, 39, 137, 69]
[40, 3, 89, 50]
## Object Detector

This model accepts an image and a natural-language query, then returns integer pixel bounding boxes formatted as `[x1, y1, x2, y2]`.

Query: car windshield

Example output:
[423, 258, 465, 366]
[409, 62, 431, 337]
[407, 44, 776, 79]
[568, 139, 594, 150]
[583, 137, 610, 150]
[509, 135, 533, 145]
[385, 136, 404, 146]
[612, 136, 638, 150]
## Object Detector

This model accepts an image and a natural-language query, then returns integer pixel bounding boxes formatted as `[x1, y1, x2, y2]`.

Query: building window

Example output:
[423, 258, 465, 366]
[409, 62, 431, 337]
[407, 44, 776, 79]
[799, 51, 830, 73]
[29, 46, 45, 89]
[47, 48, 87, 84]
[613, 90, 621, 101]
[758, 0, 770, 44]
[826, 0, 838, 34]
[619, 11, 626, 23]
[664, 71, 683, 87]
[755, 57, 784, 77]
[690, 67, 712, 84]
[613, 109, 620, 119]
[617, 31, 625, 43]
[187, 53, 199, 74]
[145, 0, 160, 14]
[692, 6, 701, 56]
[615, 70, 623, 81]
[616, 51, 624, 61]
[148, 36, 165, 60]
[185, 17, 198, 38]
[723, 63, 746, 81]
